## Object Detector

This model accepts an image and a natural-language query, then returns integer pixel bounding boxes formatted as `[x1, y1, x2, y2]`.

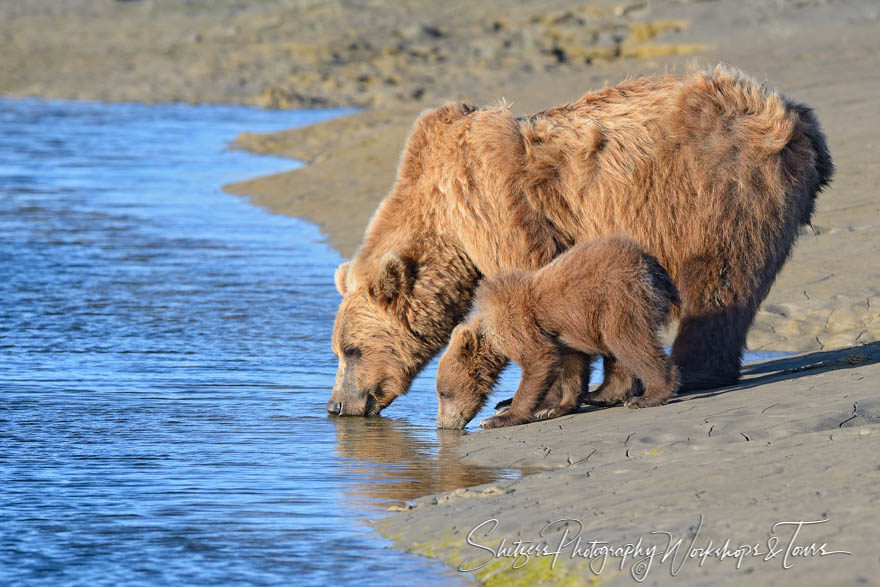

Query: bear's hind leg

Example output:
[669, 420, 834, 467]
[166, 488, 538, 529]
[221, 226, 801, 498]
[671, 257, 757, 390]
[605, 337, 678, 409]
[672, 308, 748, 390]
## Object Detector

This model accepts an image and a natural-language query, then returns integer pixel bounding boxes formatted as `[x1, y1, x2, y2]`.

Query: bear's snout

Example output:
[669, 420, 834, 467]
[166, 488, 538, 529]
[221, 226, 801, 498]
[325, 391, 377, 417]
[436, 418, 465, 430]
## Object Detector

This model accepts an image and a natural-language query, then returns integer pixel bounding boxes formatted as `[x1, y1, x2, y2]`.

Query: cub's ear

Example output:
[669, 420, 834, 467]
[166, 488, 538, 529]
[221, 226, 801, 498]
[455, 325, 479, 361]
[334, 261, 351, 295]
[371, 253, 412, 303]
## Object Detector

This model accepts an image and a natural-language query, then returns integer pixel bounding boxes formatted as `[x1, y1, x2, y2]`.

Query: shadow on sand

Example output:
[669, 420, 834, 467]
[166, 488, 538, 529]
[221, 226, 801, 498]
[565, 341, 880, 413]
[679, 340, 880, 401]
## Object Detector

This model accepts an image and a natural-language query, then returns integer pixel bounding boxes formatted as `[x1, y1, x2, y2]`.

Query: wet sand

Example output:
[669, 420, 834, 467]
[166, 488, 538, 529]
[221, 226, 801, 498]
[5, 1, 880, 584]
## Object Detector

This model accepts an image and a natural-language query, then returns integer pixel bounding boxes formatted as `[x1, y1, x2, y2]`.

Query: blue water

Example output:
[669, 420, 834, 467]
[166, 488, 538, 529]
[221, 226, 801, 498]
[0, 99, 521, 585]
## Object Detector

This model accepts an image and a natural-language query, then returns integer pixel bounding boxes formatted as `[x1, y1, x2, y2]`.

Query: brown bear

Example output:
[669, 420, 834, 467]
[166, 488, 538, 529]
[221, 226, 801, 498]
[435, 236, 680, 429]
[327, 65, 832, 417]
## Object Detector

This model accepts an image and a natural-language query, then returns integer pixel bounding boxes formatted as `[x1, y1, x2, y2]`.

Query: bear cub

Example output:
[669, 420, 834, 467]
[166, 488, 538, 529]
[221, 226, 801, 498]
[436, 236, 680, 429]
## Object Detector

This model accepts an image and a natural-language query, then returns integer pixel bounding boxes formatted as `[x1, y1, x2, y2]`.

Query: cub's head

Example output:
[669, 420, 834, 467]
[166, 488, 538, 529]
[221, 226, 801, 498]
[436, 321, 506, 429]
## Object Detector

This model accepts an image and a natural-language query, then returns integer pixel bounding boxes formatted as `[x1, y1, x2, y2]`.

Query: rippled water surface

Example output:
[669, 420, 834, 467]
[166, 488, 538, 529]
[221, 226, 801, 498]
[0, 99, 522, 585]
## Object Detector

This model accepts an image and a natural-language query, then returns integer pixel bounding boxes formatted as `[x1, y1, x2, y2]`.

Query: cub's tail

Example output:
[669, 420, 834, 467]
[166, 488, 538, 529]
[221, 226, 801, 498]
[790, 102, 834, 227]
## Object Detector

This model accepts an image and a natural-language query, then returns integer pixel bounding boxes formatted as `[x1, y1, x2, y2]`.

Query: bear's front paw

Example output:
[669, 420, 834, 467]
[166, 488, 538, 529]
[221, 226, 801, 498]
[479, 412, 530, 429]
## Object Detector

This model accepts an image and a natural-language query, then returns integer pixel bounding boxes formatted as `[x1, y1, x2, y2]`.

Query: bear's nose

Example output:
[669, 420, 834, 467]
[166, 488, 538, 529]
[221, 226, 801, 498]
[326, 401, 342, 415]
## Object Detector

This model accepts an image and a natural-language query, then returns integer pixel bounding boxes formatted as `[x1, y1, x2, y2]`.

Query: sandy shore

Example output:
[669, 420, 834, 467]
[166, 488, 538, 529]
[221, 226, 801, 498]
[0, 1, 706, 109]
[5, 1, 880, 584]
[377, 342, 880, 584]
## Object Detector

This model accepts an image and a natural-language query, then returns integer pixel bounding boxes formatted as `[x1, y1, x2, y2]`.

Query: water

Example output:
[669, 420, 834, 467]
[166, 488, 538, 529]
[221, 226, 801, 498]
[0, 99, 520, 585]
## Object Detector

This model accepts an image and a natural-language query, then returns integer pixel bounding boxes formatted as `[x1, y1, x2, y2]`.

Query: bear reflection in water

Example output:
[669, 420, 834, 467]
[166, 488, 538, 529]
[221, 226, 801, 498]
[329, 417, 519, 507]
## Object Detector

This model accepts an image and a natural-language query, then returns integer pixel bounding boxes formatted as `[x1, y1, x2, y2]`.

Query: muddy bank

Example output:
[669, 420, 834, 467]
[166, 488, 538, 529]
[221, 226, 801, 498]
[376, 343, 880, 584]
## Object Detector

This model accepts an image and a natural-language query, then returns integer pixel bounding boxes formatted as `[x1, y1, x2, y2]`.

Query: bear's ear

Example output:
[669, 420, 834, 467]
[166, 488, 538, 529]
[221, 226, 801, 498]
[371, 253, 412, 304]
[434, 102, 478, 124]
[334, 261, 351, 295]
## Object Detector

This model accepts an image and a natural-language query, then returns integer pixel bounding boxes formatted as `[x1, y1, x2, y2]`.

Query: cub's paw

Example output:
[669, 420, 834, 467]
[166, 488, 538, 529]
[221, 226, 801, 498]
[479, 413, 529, 429]
[624, 396, 669, 409]
[583, 379, 638, 406]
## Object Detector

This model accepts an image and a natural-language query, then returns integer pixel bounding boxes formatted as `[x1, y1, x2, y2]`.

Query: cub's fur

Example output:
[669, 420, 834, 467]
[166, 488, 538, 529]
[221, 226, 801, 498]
[436, 237, 679, 429]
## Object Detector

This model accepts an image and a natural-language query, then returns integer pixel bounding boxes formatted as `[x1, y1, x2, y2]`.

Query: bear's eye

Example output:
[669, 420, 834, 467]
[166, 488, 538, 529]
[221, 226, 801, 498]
[438, 389, 453, 399]
[343, 346, 362, 359]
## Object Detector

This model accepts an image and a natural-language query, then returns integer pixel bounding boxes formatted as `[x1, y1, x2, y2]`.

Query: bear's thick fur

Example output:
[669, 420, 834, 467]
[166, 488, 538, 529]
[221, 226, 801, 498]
[327, 65, 832, 417]
[436, 237, 680, 429]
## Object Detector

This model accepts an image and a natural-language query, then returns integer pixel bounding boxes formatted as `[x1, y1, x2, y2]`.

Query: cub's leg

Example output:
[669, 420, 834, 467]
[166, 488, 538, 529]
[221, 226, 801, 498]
[600, 307, 678, 408]
[605, 335, 678, 409]
[583, 355, 634, 406]
[481, 349, 560, 429]
[534, 352, 590, 420]
[494, 353, 592, 414]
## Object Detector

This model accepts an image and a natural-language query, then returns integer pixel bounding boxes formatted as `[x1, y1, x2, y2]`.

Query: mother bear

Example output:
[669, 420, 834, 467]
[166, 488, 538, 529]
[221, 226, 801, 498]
[327, 65, 832, 416]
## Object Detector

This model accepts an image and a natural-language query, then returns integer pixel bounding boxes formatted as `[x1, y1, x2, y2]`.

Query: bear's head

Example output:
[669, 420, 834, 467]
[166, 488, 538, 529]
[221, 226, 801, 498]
[436, 321, 506, 429]
[327, 253, 422, 416]
[326, 102, 482, 417]
[327, 244, 481, 417]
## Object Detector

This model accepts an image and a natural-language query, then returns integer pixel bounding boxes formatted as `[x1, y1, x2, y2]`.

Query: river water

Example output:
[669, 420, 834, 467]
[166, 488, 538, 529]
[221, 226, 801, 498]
[0, 99, 522, 585]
